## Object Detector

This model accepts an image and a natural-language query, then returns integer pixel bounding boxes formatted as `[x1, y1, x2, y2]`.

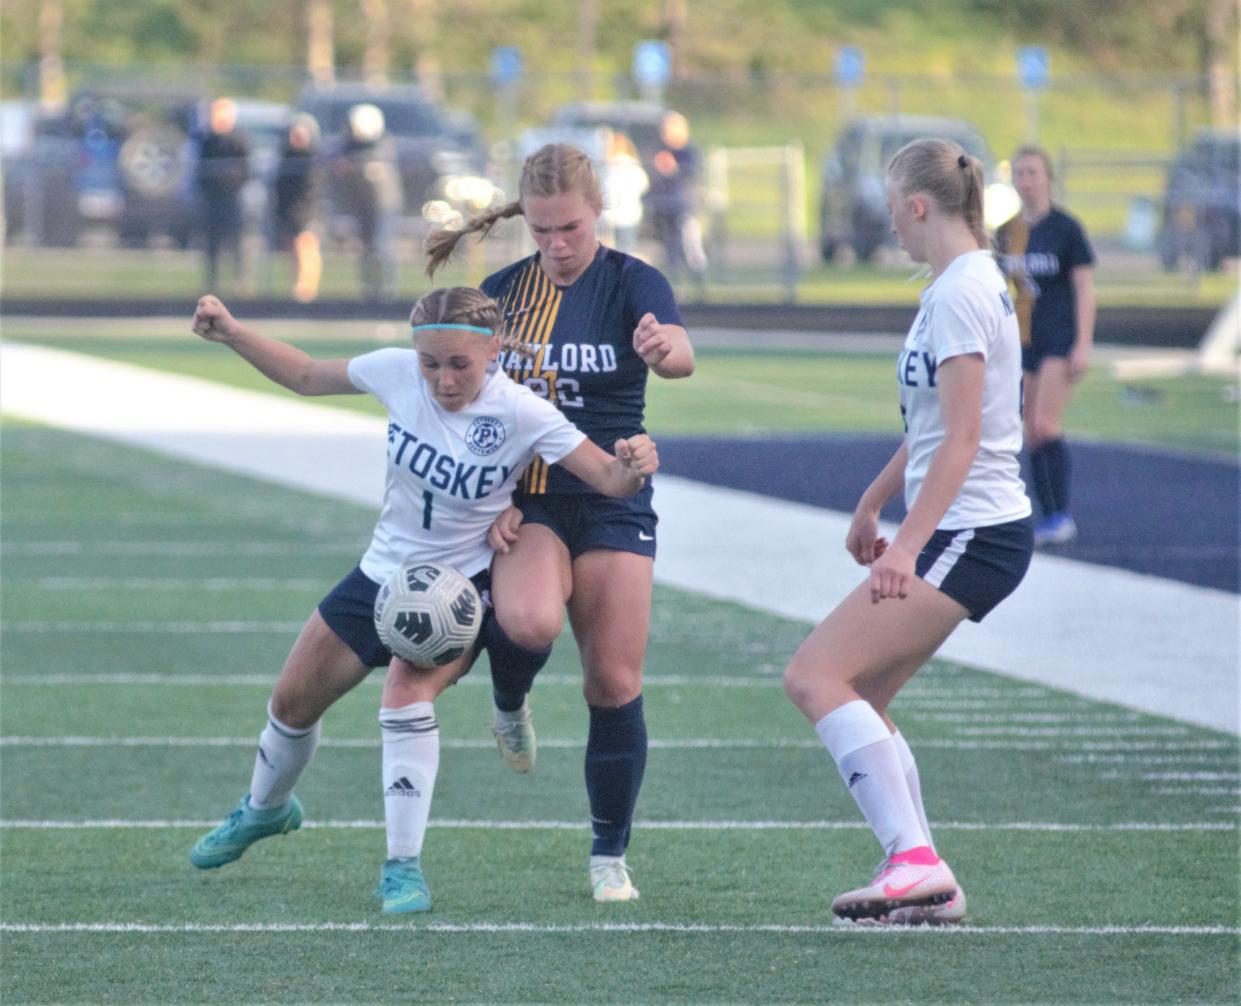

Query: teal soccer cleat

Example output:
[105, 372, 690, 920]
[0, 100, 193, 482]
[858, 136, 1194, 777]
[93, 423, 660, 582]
[189, 795, 304, 869]
[377, 857, 431, 914]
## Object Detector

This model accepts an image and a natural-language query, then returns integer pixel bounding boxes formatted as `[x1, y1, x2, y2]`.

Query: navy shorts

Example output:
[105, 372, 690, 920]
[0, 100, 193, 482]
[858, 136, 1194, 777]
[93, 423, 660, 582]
[1022, 328, 1075, 372]
[516, 483, 658, 560]
[318, 564, 492, 668]
[915, 517, 1033, 622]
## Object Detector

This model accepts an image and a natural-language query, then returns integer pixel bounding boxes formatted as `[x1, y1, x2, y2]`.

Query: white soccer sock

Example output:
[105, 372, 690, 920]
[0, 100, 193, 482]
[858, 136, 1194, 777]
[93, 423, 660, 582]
[380, 702, 439, 860]
[815, 700, 929, 856]
[892, 730, 935, 853]
[248, 702, 320, 810]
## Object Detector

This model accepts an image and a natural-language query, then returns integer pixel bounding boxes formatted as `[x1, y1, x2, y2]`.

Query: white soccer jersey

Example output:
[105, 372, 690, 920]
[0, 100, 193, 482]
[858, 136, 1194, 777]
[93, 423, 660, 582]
[897, 250, 1032, 530]
[348, 349, 587, 580]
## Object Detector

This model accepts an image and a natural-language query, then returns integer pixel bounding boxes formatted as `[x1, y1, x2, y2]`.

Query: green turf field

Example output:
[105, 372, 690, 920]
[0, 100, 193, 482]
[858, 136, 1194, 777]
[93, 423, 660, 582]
[2, 319, 1237, 455]
[2, 402, 1239, 1000]
[2, 245, 1238, 309]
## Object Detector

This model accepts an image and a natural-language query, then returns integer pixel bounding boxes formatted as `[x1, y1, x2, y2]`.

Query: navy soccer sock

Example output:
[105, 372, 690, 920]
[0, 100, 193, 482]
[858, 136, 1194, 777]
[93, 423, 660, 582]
[481, 615, 552, 712]
[1041, 437, 1071, 514]
[1028, 443, 1056, 517]
[585, 695, 648, 857]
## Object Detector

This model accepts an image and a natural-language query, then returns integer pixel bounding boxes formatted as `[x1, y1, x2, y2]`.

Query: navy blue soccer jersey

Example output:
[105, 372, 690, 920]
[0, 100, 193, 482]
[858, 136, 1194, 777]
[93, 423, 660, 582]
[481, 246, 683, 495]
[995, 207, 1094, 349]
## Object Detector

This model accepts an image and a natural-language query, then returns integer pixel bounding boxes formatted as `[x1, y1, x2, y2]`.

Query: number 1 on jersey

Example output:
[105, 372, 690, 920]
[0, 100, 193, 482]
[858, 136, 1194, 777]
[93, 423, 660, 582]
[421, 490, 433, 529]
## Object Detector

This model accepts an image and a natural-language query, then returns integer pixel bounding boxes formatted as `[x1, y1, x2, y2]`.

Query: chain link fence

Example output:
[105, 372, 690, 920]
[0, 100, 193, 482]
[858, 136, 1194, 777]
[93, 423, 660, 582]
[1, 61, 1233, 298]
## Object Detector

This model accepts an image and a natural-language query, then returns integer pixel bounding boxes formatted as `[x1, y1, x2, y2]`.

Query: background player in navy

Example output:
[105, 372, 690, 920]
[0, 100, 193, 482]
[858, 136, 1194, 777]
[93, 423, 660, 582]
[426, 143, 694, 902]
[995, 145, 1096, 546]
[186, 287, 658, 914]
[783, 139, 1033, 926]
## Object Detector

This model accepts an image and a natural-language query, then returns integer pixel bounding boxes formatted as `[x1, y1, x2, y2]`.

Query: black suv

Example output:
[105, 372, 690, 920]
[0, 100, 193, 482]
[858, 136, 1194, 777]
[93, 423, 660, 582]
[1157, 130, 1241, 272]
[295, 81, 490, 230]
[818, 114, 1005, 262]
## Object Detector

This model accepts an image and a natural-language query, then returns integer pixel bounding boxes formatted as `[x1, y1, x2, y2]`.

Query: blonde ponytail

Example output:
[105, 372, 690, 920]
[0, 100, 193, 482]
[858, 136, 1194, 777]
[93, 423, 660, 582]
[888, 139, 987, 249]
[425, 201, 525, 278]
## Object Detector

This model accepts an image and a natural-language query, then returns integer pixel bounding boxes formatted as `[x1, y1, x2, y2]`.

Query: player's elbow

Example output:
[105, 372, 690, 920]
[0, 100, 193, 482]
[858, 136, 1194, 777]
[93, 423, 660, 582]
[289, 366, 336, 396]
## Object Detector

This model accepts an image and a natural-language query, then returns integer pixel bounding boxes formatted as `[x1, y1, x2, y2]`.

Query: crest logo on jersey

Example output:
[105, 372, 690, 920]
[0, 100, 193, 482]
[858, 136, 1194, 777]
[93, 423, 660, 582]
[465, 416, 506, 456]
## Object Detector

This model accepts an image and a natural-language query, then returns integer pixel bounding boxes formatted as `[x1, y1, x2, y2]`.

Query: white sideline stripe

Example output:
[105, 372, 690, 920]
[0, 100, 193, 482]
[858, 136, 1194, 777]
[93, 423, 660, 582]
[2, 734, 1231, 749]
[0, 672, 1042, 692]
[0, 735, 825, 751]
[28, 577, 325, 591]
[3, 342, 1237, 734]
[0, 674, 1144, 705]
[0, 672, 785, 688]
[1056, 754, 1238, 765]
[2, 819, 1233, 832]
[1154, 788, 1241, 796]
[0, 734, 1231, 754]
[6, 622, 307, 633]
[954, 726, 1190, 737]
[1138, 772, 1241, 781]
[2, 922, 1237, 937]
[2, 542, 357, 555]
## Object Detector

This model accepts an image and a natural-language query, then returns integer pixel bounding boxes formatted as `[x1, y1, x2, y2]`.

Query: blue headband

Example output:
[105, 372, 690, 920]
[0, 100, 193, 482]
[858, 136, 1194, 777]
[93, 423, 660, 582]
[410, 323, 494, 335]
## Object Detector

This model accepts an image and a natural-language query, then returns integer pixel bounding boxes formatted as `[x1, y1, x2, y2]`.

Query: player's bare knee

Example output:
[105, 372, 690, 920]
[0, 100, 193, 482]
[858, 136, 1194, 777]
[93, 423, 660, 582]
[782, 653, 817, 710]
[583, 667, 641, 707]
[268, 691, 320, 732]
[496, 609, 561, 651]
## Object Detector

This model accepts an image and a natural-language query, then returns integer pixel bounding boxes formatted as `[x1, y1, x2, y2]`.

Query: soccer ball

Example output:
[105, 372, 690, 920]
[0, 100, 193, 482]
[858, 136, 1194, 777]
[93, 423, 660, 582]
[374, 561, 484, 667]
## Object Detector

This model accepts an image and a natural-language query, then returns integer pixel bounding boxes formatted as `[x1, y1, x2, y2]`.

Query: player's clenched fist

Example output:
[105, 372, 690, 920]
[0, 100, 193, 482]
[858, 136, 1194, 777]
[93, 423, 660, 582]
[192, 295, 244, 343]
[615, 434, 659, 476]
[632, 312, 671, 368]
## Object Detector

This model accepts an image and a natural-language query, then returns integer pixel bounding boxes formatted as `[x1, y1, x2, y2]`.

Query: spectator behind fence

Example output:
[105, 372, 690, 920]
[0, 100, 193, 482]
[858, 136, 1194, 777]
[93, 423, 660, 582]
[645, 111, 707, 282]
[197, 98, 251, 293]
[274, 114, 323, 303]
[602, 132, 649, 256]
[331, 103, 403, 302]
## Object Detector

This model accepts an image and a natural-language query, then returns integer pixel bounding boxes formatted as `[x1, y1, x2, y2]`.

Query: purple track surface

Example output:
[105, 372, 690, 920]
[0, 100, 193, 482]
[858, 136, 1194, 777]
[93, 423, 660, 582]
[657, 436, 1239, 594]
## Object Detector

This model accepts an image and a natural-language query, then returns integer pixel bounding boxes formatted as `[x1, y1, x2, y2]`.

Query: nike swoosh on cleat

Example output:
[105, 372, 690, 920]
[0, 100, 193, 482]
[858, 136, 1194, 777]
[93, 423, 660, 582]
[882, 878, 928, 899]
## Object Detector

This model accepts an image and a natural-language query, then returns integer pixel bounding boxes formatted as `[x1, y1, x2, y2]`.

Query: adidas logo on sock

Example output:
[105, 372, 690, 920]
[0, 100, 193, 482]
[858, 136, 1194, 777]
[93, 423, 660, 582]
[847, 771, 867, 789]
[385, 776, 420, 798]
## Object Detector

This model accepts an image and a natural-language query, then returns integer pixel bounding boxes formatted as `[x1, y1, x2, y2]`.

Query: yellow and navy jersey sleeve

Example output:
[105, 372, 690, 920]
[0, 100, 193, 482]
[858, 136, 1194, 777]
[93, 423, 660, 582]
[995, 216, 1033, 346]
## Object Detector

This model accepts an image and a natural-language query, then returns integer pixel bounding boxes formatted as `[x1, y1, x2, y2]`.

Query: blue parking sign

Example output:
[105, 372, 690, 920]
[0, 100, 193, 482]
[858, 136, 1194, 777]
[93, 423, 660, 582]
[490, 46, 523, 87]
[835, 46, 865, 88]
[1017, 46, 1049, 90]
[632, 40, 672, 88]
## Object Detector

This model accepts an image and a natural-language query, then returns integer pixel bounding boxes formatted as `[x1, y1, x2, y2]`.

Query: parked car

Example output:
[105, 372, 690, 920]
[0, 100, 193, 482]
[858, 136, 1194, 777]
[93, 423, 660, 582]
[1157, 129, 1241, 272]
[3, 88, 200, 247]
[817, 114, 1017, 262]
[295, 81, 495, 235]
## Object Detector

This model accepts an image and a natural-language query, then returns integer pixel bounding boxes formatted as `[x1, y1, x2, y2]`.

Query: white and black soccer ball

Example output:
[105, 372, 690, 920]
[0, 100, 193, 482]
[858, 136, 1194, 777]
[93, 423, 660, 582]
[373, 561, 483, 668]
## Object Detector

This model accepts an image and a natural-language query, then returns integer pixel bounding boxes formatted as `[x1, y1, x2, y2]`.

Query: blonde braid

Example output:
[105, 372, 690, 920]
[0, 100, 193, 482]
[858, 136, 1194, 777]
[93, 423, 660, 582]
[424, 201, 525, 278]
